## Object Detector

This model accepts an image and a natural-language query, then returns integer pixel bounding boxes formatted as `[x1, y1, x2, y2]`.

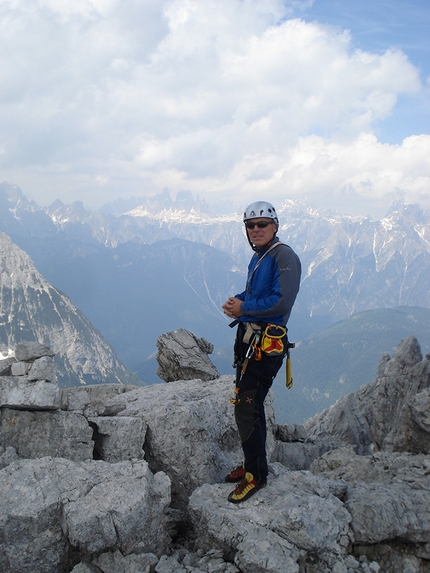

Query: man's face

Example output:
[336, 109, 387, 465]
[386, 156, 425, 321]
[245, 217, 277, 248]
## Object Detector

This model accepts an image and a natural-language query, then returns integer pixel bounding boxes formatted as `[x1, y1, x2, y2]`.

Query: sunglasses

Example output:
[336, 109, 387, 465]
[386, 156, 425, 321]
[245, 221, 273, 230]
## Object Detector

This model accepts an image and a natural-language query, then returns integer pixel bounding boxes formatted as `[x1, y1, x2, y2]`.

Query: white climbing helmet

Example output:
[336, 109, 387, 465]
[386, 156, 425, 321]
[243, 201, 278, 223]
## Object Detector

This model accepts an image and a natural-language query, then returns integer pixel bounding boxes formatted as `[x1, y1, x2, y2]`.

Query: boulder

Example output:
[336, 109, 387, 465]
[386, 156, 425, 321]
[27, 355, 56, 382]
[60, 383, 137, 416]
[273, 440, 323, 470]
[310, 448, 430, 570]
[0, 376, 59, 410]
[0, 343, 60, 410]
[101, 376, 276, 506]
[0, 408, 94, 461]
[189, 462, 351, 573]
[10, 361, 30, 376]
[88, 416, 146, 462]
[156, 328, 220, 382]
[0, 457, 171, 573]
[14, 342, 55, 362]
[0, 356, 16, 376]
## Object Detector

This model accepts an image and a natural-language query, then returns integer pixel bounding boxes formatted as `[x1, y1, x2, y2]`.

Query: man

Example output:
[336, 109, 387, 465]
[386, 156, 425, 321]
[222, 200, 301, 503]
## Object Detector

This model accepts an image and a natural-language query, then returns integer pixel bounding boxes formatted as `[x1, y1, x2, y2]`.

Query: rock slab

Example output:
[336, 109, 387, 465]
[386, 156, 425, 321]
[156, 328, 220, 382]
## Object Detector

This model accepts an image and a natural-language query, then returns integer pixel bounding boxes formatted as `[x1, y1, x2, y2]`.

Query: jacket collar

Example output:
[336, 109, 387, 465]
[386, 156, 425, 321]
[256, 235, 279, 256]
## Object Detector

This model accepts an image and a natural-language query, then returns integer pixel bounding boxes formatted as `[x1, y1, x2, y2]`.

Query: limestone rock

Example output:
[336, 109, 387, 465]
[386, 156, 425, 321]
[0, 343, 59, 410]
[1, 332, 430, 573]
[0, 457, 171, 573]
[346, 482, 430, 545]
[0, 445, 19, 469]
[0, 408, 94, 461]
[89, 549, 158, 573]
[27, 355, 56, 382]
[276, 423, 307, 442]
[89, 416, 146, 462]
[156, 328, 220, 382]
[189, 463, 351, 573]
[273, 440, 323, 470]
[273, 423, 330, 470]
[60, 383, 137, 415]
[310, 448, 430, 568]
[102, 376, 276, 505]
[10, 361, 30, 376]
[0, 375, 59, 410]
[0, 356, 16, 376]
[304, 336, 430, 454]
[390, 387, 430, 453]
[153, 549, 240, 573]
[14, 341, 55, 362]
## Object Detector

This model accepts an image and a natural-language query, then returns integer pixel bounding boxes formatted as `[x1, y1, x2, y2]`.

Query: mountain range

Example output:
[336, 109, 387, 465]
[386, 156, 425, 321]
[0, 231, 140, 387]
[1, 180, 430, 416]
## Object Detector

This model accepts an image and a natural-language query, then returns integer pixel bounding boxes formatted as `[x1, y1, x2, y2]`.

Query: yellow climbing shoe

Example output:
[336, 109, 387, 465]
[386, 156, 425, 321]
[227, 472, 265, 504]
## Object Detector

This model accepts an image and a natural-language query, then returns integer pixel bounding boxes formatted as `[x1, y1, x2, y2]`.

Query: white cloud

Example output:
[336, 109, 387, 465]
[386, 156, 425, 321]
[0, 0, 428, 216]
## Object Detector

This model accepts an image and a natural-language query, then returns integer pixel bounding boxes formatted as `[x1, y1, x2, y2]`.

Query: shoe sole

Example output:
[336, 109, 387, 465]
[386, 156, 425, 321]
[227, 483, 265, 504]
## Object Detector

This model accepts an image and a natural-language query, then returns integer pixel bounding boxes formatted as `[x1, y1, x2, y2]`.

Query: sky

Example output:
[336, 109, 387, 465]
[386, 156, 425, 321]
[0, 0, 429, 219]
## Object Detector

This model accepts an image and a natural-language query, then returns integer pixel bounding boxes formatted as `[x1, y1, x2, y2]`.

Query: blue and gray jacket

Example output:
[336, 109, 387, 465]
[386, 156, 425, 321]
[235, 236, 301, 327]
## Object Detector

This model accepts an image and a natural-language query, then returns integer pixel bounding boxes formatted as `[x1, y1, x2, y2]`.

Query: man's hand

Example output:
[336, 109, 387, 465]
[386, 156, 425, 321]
[222, 297, 243, 319]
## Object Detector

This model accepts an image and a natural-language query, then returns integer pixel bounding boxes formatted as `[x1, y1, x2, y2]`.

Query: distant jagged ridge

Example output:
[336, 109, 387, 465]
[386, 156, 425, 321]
[0, 232, 141, 388]
[2, 180, 429, 328]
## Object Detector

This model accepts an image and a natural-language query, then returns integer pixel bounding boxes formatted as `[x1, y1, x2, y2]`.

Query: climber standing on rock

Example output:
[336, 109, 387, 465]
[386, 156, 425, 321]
[222, 200, 301, 503]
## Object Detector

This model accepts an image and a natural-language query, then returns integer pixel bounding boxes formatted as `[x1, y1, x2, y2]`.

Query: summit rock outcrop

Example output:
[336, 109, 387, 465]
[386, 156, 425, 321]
[0, 335, 429, 573]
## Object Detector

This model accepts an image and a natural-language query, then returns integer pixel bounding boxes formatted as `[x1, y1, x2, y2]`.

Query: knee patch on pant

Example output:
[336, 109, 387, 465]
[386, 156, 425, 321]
[234, 389, 257, 443]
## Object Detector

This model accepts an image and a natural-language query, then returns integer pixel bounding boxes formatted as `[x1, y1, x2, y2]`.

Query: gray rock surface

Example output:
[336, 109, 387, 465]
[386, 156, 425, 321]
[156, 328, 220, 382]
[0, 341, 60, 409]
[0, 356, 16, 376]
[14, 341, 55, 361]
[0, 376, 60, 409]
[311, 448, 430, 571]
[0, 457, 170, 573]
[101, 375, 276, 505]
[89, 415, 146, 462]
[27, 355, 56, 382]
[0, 336, 429, 573]
[189, 463, 351, 573]
[60, 383, 136, 415]
[273, 439, 323, 470]
[0, 408, 94, 460]
[0, 445, 19, 469]
[304, 336, 430, 455]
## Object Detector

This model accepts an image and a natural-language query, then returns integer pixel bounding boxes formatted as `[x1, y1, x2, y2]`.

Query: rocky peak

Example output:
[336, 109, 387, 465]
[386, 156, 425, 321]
[0, 232, 140, 387]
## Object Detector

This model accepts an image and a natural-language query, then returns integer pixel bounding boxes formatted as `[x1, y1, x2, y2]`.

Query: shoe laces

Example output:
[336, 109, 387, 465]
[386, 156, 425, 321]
[233, 473, 256, 495]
